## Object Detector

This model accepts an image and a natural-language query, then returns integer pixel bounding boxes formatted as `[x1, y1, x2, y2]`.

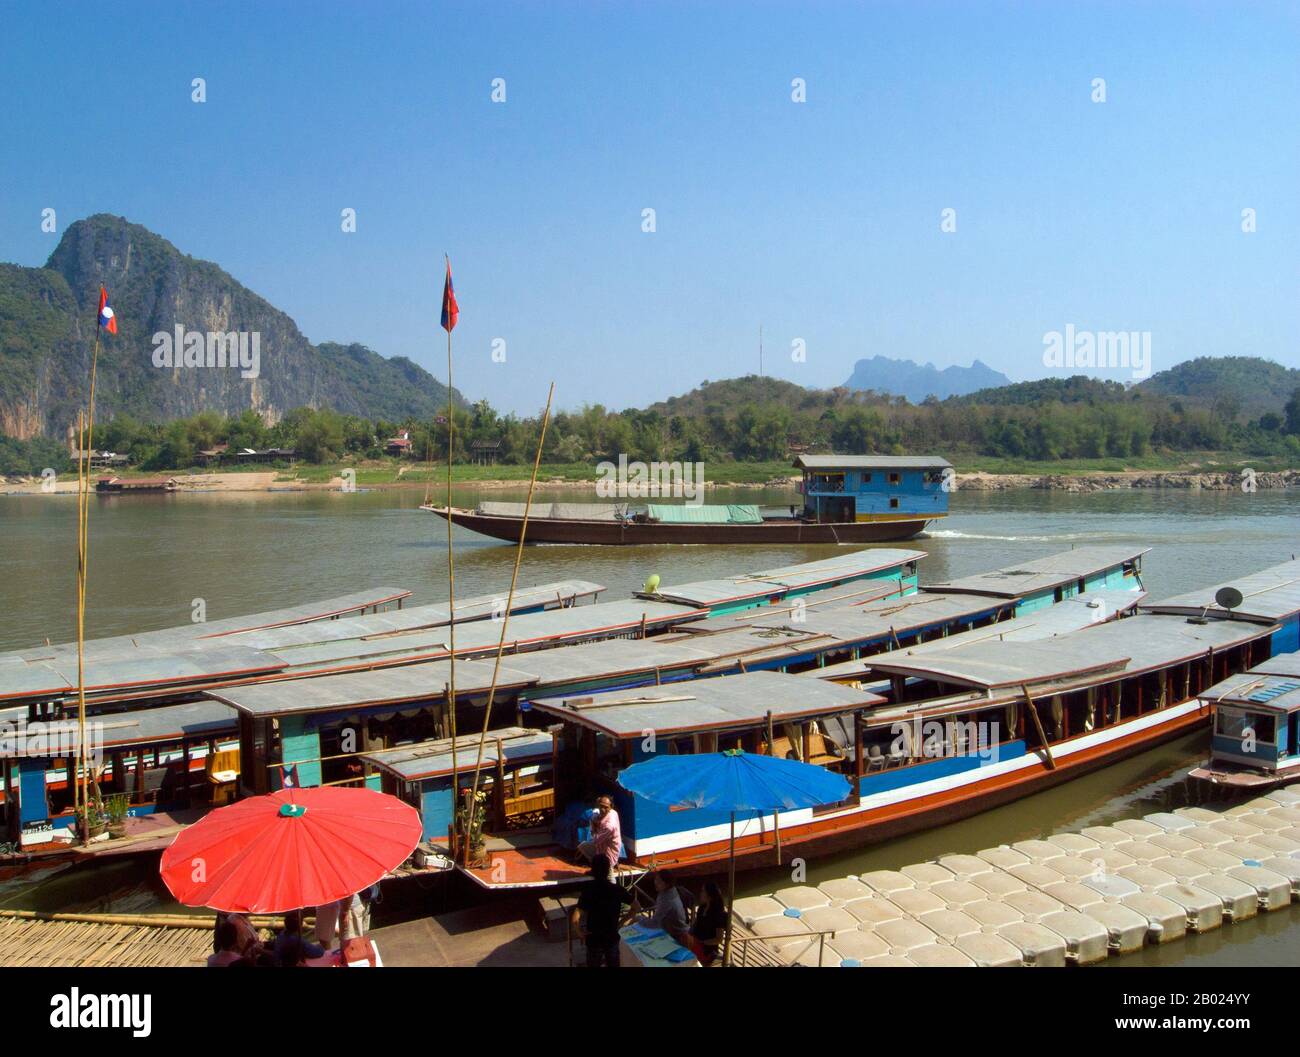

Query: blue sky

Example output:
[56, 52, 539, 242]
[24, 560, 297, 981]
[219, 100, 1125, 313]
[2, 1, 1296, 414]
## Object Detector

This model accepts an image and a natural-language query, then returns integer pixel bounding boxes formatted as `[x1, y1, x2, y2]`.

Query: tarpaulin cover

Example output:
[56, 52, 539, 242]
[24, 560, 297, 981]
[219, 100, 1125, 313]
[646, 504, 762, 524]
[617, 749, 850, 812]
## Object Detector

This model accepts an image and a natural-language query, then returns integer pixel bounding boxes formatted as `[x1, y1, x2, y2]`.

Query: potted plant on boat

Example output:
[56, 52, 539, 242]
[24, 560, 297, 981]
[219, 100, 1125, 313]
[104, 793, 130, 839]
[454, 790, 489, 867]
[76, 800, 106, 842]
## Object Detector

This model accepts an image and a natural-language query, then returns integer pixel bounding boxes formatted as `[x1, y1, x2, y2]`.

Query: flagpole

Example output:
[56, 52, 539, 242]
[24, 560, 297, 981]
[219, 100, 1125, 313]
[442, 257, 460, 855]
[76, 319, 102, 843]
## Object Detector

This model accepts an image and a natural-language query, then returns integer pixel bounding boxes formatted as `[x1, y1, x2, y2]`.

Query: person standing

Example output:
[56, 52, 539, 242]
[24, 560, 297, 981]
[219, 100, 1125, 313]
[314, 899, 342, 949]
[340, 883, 380, 942]
[577, 795, 621, 872]
[571, 856, 633, 967]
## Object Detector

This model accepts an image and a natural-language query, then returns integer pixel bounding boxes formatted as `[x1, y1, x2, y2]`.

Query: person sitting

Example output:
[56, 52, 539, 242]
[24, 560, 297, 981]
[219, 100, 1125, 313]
[685, 880, 728, 966]
[576, 795, 621, 871]
[571, 855, 634, 967]
[275, 935, 306, 967]
[641, 869, 688, 944]
[207, 920, 243, 967]
[273, 909, 324, 964]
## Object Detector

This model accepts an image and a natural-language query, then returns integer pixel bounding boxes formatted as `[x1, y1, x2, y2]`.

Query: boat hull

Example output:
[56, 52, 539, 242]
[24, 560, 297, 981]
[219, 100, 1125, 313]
[630, 700, 1212, 878]
[424, 506, 935, 545]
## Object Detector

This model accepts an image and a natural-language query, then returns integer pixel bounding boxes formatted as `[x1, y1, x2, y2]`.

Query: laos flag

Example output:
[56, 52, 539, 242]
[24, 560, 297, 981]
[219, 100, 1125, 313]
[98, 286, 118, 335]
[440, 258, 458, 333]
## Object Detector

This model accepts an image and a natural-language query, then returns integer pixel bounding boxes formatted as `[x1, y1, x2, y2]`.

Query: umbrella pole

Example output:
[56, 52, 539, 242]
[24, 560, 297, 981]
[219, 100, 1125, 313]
[723, 810, 736, 967]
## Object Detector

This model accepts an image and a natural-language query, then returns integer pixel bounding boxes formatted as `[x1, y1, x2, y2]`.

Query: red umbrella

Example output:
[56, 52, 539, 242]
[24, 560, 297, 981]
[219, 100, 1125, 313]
[160, 787, 422, 914]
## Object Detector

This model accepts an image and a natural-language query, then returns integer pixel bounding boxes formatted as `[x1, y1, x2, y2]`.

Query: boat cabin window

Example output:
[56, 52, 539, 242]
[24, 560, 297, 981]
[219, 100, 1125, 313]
[887, 472, 900, 485]
[807, 473, 845, 493]
[1216, 708, 1275, 744]
[889, 498, 900, 509]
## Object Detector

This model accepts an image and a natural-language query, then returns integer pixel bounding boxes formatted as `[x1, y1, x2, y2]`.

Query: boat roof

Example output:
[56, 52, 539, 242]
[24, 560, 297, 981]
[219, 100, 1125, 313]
[811, 590, 1145, 681]
[1199, 654, 1300, 714]
[261, 599, 706, 673]
[1140, 558, 1300, 623]
[734, 591, 1015, 642]
[0, 645, 287, 704]
[640, 549, 925, 608]
[793, 455, 952, 471]
[921, 545, 1149, 598]
[0, 587, 412, 663]
[223, 580, 606, 650]
[862, 613, 1271, 691]
[527, 670, 884, 738]
[209, 658, 538, 717]
[361, 727, 553, 781]
[64, 700, 237, 749]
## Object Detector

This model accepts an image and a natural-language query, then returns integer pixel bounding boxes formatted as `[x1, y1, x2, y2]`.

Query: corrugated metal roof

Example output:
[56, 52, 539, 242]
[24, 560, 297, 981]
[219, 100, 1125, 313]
[515, 637, 722, 685]
[209, 658, 537, 717]
[263, 599, 706, 673]
[362, 727, 553, 781]
[0, 645, 286, 704]
[528, 670, 884, 737]
[739, 591, 1013, 643]
[810, 590, 1144, 682]
[641, 549, 925, 608]
[224, 580, 606, 651]
[1199, 653, 1300, 712]
[862, 613, 1270, 690]
[0, 588, 413, 665]
[93, 700, 238, 746]
[793, 455, 953, 470]
[1141, 558, 1300, 622]
[922, 545, 1149, 598]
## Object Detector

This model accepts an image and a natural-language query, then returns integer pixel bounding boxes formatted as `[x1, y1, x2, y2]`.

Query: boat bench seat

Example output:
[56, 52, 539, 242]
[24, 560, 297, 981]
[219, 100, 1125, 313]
[767, 734, 843, 769]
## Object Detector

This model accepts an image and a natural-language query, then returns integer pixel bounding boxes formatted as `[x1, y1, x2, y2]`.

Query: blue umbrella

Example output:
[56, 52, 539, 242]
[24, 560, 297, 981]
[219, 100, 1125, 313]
[617, 748, 851, 964]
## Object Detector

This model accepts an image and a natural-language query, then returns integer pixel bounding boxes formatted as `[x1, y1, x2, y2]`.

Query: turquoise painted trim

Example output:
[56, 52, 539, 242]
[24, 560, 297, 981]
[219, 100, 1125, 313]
[279, 715, 323, 788]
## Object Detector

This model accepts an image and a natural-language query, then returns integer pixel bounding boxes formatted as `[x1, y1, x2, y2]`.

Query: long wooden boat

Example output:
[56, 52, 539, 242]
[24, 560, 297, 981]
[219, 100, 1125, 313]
[518, 616, 1270, 880]
[425, 504, 937, 544]
[424, 454, 952, 545]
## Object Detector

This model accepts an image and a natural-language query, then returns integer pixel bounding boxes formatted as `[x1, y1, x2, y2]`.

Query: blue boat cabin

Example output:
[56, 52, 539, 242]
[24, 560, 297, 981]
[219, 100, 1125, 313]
[794, 455, 951, 524]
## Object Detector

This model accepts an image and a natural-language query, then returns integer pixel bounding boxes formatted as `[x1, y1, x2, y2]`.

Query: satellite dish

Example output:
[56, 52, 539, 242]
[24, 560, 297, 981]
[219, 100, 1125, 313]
[1215, 586, 1244, 611]
[643, 573, 661, 595]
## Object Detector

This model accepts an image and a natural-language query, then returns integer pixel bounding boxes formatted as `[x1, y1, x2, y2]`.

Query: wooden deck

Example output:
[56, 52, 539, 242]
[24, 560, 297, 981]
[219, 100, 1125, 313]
[454, 833, 646, 890]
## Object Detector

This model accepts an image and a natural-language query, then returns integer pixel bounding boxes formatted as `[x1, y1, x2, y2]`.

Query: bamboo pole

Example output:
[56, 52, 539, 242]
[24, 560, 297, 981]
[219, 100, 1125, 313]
[464, 384, 555, 844]
[1021, 684, 1056, 770]
[74, 315, 103, 842]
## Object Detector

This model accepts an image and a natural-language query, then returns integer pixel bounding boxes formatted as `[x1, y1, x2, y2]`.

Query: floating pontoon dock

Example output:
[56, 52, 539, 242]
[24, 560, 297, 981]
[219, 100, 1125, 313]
[731, 789, 1300, 967]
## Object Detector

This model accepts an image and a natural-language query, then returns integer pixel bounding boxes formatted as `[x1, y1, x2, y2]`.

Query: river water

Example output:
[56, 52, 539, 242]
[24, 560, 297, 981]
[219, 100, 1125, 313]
[1, 484, 1297, 964]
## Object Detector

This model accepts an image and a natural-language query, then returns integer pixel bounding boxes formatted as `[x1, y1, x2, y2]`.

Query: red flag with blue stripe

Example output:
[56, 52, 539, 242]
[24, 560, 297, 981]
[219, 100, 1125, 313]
[440, 258, 458, 333]
[98, 286, 118, 335]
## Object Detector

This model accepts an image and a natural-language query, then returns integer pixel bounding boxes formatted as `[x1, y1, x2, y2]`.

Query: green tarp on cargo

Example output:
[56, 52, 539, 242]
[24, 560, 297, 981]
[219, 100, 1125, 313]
[646, 504, 763, 524]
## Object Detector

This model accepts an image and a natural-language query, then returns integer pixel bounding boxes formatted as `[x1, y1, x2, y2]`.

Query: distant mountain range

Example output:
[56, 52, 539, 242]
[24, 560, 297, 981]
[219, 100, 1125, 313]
[843, 355, 1011, 402]
[0, 215, 463, 440]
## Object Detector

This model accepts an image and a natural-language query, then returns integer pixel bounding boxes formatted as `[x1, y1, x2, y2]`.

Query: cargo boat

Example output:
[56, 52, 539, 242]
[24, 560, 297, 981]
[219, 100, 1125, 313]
[424, 455, 951, 544]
